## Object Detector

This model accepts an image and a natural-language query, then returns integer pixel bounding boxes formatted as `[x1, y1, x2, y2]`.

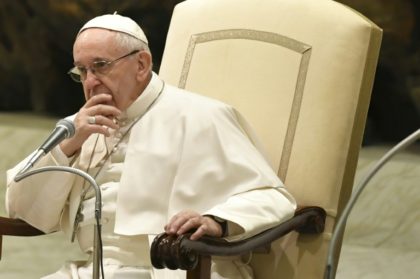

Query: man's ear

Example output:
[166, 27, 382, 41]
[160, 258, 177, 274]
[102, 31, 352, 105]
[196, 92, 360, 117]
[136, 51, 152, 82]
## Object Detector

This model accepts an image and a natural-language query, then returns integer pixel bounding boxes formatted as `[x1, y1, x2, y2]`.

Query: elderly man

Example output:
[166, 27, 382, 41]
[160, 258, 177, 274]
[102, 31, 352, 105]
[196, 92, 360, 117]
[6, 14, 296, 279]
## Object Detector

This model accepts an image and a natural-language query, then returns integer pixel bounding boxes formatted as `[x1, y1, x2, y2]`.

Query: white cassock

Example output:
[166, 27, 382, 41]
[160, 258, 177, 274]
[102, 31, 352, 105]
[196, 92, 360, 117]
[6, 72, 296, 278]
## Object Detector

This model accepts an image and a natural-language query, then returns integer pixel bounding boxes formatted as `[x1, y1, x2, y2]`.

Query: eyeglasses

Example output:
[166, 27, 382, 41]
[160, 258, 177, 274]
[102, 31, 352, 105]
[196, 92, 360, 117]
[68, 49, 140, 83]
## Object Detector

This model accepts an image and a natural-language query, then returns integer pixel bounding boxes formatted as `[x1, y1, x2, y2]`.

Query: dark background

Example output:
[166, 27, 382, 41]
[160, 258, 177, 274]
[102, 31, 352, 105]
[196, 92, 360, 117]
[0, 0, 419, 144]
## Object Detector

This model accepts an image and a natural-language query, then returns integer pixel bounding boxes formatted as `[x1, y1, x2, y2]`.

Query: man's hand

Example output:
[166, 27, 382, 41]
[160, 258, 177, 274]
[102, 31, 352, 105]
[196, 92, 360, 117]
[164, 210, 223, 241]
[60, 94, 121, 157]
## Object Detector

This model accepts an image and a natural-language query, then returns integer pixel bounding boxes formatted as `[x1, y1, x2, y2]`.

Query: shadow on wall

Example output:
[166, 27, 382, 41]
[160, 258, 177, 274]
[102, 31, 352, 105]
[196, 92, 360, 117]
[338, 0, 420, 143]
[0, 0, 182, 116]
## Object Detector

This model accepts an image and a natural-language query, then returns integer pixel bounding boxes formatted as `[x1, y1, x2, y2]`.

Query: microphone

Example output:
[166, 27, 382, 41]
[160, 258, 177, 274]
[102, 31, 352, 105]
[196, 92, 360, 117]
[15, 118, 75, 177]
[39, 118, 76, 154]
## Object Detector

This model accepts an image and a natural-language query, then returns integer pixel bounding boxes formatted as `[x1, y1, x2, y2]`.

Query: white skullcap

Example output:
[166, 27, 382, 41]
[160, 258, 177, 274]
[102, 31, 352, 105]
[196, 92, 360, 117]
[78, 13, 148, 44]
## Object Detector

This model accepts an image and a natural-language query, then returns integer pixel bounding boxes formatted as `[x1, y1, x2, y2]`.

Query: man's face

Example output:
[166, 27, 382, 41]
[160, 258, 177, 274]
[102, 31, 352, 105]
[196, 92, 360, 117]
[72, 28, 147, 111]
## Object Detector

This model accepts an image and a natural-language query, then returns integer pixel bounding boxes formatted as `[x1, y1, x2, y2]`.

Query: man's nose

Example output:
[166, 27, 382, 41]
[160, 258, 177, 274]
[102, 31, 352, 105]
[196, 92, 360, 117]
[83, 70, 101, 88]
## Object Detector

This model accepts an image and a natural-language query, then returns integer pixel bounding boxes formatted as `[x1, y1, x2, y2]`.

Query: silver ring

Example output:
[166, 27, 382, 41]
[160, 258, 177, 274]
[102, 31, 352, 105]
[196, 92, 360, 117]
[87, 116, 96, 125]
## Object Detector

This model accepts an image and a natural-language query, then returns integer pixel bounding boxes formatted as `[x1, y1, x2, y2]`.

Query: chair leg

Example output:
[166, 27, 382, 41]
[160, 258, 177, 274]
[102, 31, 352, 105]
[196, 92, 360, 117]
[187, 255, 211, 279]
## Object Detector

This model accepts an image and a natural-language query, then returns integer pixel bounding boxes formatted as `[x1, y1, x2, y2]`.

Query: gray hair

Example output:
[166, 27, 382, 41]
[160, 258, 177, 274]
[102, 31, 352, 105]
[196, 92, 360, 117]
[114, 31, 151, 54]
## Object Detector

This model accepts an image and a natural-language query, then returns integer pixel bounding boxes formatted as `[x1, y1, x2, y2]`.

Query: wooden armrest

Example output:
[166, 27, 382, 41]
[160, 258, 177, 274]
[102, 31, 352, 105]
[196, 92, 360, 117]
[0, 217, 44, 236]
[0, 216, 45, 260]
[150, 206, 326, 271]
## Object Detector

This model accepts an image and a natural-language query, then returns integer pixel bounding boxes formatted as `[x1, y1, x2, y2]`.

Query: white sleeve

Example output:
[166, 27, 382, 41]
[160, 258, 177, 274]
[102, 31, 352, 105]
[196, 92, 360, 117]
[5, 145, 76, 233]
[203, 187, 296, 241]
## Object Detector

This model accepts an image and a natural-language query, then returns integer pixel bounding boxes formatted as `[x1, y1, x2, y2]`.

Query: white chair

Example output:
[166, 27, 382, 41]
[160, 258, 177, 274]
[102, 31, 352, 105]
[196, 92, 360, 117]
[151, 0, 382, 278]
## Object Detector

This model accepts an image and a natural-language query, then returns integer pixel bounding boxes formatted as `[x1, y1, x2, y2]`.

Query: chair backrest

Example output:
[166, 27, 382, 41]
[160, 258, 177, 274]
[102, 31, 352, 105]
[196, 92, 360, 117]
[158, 0, 382, 278]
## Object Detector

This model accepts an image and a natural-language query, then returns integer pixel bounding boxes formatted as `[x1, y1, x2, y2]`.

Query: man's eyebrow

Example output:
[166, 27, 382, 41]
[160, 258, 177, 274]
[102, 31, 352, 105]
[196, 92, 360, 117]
[73, 56, 110, 66]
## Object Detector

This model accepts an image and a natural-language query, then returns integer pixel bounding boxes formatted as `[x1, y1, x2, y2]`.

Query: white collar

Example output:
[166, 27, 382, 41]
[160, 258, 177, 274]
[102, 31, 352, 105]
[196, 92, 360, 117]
[119, 72, 164, 122]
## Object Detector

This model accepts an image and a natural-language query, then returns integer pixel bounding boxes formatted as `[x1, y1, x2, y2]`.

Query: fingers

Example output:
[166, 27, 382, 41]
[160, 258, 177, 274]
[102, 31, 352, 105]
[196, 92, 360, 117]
[78, 94, 121, 132]
[164, 211, 223, 240]
[85, 104, 121, 121]
[83, 94, 121, 122]
[85, 94, 115, 108]
[59, 94, 121, 157]
[164, 210, 195, 234]
[86, 115, 119, 131]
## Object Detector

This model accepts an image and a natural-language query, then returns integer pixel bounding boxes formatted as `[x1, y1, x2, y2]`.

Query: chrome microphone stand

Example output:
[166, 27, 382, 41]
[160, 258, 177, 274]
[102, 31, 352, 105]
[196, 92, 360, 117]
[324, 129, 420, 279]
[15, 166, 103, 279]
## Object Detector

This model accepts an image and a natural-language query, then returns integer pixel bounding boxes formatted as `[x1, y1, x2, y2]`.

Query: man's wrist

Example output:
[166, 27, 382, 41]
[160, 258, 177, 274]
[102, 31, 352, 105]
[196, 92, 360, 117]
[204, 215, 228, 237]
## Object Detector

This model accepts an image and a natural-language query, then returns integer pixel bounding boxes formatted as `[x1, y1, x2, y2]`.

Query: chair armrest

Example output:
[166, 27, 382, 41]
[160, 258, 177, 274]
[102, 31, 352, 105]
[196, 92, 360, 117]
[150, 206, 326, 270]
[0, 216, 45, 260]
[0, 217, 44, 236]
